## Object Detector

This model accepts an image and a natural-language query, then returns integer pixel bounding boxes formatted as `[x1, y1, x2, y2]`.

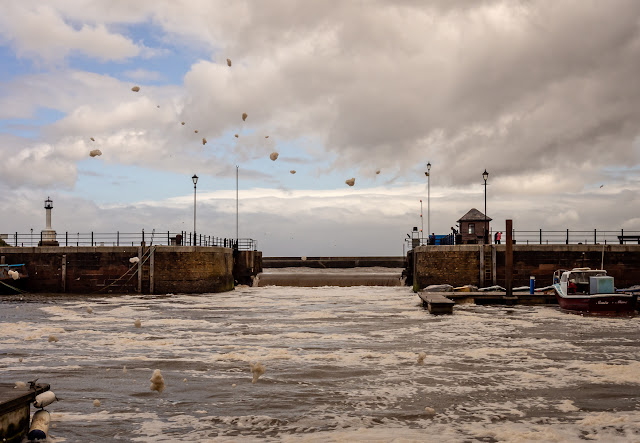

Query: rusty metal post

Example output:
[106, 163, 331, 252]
[506, 219, 513, 296]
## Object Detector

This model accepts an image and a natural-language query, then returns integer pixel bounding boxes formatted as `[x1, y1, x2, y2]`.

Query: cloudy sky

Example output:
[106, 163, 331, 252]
[1, 1, 639, 255]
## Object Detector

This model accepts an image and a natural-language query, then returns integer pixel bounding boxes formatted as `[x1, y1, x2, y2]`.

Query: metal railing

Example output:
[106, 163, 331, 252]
[0, 230, 258, 251]
[405, 229, 640, 247]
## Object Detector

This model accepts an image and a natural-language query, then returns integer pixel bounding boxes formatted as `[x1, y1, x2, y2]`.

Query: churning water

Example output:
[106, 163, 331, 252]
[1, 269, 640, 442]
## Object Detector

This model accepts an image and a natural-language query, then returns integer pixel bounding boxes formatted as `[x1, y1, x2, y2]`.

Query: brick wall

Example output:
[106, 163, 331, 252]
[413, 245, 481, 288]
[0, 246, 235, 294]
[413, 244, 640, 289]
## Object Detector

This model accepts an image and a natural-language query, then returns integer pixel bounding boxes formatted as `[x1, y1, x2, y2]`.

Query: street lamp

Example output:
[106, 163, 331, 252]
[192, 174, 198, 245]
[482, 169, 489, 244]
[425, 162, 431, 244]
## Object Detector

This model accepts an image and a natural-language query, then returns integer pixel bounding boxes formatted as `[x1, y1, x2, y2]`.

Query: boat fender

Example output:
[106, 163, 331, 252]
[34, 391, 58, 408]
[28, 410, 50, 441]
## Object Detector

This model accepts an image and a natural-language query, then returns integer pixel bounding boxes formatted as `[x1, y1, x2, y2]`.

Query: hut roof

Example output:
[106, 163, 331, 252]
[457, 208, 492, 223]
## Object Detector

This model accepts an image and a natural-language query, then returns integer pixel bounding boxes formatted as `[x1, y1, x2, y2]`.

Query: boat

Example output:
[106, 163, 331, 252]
[552, 268, 637, 315]
[0, 263, 28, 292]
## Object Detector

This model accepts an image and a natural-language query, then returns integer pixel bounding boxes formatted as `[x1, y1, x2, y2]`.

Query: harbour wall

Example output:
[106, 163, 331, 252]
[263, 256, 405, 268]
[412, 244, 640, 290]
[0, 246, 262, 294]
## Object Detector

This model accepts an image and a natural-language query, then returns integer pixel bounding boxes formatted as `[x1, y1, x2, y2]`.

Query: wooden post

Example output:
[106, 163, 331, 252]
[479, 245, 485, 287]
[0, 256, 4, 265]
[149, 247, 155, 295]
[491, 245, 497, 286]
[61, 255, 67, 292]
[137, 246, 143, 293]
[506, 219, 513, 296]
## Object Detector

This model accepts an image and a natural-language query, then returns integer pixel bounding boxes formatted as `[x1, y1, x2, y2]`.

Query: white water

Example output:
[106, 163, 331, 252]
[2, 275, 640, 442]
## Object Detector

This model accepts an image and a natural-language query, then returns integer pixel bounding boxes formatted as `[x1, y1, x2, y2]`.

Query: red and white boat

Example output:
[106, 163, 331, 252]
[552, 268, 637, 315]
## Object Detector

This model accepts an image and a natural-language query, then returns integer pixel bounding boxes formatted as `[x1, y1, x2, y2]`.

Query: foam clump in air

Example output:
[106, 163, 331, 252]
[250, 362, 265, 383]
[269, 152, 279, 161]
[194, 130, 198, 133]
[15, 381, 26, 388]
[227, 58, 232, 67]
[93, 399, 101, 407]
[131, 86, 140, 92]
[86, 307, 93, 314]
[181, 122, 185, 125]
[242, 112, 248, 121]
[130, 257, 140, 264]
[89, 149, 102, 157]
[290, 170, 296, 174]
[90, 137, 95, 141]
[134, 319, 142, 328]
[234, 134, 239, 138]
[202, 138, 207, 145]
[424, 407, 436, 416]
[265, 135, 269, 138]
[417, 352, 426, 365]
[150, 369, 165, 393]
[48, 335, 58, 342]
[345, 178, 355, 186]
[8, 270, 19, 280]
[376, 169, 381, 175]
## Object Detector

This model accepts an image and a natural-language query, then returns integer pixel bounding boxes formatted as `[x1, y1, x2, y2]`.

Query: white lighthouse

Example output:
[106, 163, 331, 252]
[39, 196, 59, 246]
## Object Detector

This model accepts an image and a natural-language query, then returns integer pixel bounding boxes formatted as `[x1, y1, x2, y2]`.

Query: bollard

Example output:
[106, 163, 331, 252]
[530, 276, 535, 295]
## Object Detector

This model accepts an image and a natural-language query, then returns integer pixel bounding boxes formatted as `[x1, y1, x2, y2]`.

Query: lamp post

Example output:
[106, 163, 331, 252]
[482, 169, 489, 244]
[419, 199, 423, 245]
[425, 162, 431, 243]
[192, 174, 198, 245]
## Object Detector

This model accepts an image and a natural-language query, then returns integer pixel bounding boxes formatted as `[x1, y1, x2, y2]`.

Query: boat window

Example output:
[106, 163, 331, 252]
[560, 273, 568, 283]
[468, 223, 475, 235]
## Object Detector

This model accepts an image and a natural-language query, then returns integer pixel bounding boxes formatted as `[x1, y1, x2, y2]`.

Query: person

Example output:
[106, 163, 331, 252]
[495, 231, 502, 244]
[429, 233, 436, 245]
[568, 279, 577, 294]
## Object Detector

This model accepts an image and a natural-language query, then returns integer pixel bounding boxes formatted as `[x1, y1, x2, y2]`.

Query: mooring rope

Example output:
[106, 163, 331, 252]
[0, 279, 28, 294]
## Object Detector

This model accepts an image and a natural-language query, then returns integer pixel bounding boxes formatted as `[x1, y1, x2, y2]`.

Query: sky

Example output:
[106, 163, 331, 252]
[1, 1, 639, 256]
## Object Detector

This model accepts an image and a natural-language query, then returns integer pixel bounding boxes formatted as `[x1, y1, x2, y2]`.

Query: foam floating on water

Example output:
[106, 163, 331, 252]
[18, 357, 23, 362]
[227, 58, 232, 67]
[48, 335, 58, 343]
[242, 112, 247, 121]
[131, 86, 140, 92]
[424, 407, 436, 416]
[15, 381, 26, 389]
[134, 319, 141, 328]
[123, 366, 127, 374]
[150, 369, 165, 393]
[290, 170, 296, 174]
[89, 149, 102, 157]
[417, 352, 426, 365]
[202, 138, 207, 145]
[269, 152, 279, 161]
[86, 307, 93, 314]
[129, 257, 140, 264]
[250, 362, 265, 383]
[345, 178, 355, 186]
[93, 399, 101, 407]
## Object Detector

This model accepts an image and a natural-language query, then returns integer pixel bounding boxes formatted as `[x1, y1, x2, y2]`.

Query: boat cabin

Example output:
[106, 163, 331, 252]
[554, 268, 613, 296]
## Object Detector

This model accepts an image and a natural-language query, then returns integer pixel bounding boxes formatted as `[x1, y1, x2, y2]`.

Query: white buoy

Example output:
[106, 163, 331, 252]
[34, 391, 58, 408]
[8, 269, 20, 280]
[129, 257, 140, 264]
[28, 410, 50, 441]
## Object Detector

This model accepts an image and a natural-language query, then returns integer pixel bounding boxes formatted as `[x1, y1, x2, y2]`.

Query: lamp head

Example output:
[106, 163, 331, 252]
[425, 162, 431, 176]
[482, 169, 488, 182]
[192, 174, 199, 185]
[44, 196, 53, 209]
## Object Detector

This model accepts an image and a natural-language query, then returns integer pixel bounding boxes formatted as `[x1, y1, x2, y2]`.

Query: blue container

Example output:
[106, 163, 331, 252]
[529, 276, 535, 294]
